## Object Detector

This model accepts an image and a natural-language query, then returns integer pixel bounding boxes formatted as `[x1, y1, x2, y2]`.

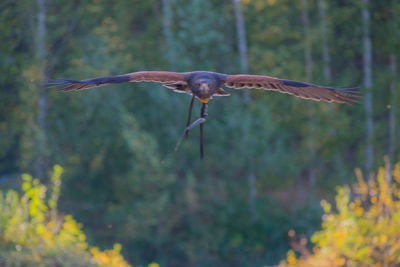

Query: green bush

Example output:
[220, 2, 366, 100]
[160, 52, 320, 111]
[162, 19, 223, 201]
[279, 162, 400, 267]
[0, 165, 131, 267]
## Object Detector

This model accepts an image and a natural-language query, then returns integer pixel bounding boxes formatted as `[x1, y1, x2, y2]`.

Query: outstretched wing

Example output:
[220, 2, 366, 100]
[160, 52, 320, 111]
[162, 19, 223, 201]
[224, 74, 359, 104]
[49, 71, 186, 92]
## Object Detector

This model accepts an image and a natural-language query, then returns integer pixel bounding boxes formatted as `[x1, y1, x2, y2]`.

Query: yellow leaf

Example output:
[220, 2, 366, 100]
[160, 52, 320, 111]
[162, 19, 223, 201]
[286, 250, 297, 264]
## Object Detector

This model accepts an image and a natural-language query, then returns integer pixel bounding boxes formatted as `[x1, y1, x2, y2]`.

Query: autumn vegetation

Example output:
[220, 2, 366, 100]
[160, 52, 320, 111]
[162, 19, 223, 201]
[2, 163, 400, 266]
[0, 166, 130, 266]
[0, 165, 164, 266]
[279, 161, 400, 266]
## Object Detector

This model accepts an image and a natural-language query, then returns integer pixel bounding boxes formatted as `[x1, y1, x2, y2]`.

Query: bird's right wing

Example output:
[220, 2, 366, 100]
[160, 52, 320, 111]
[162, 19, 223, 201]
[49, 71, 186, 92]
[224, 74, 359, 104]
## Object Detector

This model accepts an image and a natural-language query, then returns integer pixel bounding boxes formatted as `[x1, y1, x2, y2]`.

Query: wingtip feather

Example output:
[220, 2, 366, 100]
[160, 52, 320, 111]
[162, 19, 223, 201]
[46, 79, 91, 92]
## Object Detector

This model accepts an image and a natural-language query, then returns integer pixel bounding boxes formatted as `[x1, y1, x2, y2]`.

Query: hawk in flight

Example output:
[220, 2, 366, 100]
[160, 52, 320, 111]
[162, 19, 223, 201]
[50, 71, 359, 158]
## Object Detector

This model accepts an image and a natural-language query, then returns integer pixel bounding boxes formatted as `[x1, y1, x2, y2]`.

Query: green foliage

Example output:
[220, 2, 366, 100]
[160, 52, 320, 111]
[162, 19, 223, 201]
[0, 165, 131, 267]
[279, 162, 400, 266]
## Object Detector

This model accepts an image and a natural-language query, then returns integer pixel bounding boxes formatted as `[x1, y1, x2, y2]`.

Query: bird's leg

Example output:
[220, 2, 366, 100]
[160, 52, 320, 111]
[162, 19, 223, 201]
[200, 103, 208, 159]
[184, 94, 195, 138]
[183, 101, 208, 159]
[185, 103, 208, 131]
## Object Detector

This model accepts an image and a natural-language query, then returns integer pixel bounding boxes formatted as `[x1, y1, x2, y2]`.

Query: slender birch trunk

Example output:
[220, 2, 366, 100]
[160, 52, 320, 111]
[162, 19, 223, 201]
[318, 0, 331, 83]
[233, 0, 248, 74]
[301, 0, 317, 196]
[388, 5, 398, 183]
[233, 0, 256, 221]
[35, 0, 47, 179]
[233, 0, 251, 104]
[301, 0, 312, 81]
[388, 54, 397, 181]
[362, 0, 374, 175]
[162, 0, 176, 70]
[318, 0, 345, 181]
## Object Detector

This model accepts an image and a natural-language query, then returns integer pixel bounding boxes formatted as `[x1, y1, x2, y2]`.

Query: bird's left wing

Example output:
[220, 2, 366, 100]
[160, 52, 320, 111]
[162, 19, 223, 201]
[49, 71, 186, 92]
[224, 74, 359, 104]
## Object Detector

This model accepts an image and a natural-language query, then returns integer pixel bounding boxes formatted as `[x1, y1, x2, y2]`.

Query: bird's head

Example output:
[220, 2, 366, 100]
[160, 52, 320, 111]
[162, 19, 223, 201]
[192, 78, 217, 101]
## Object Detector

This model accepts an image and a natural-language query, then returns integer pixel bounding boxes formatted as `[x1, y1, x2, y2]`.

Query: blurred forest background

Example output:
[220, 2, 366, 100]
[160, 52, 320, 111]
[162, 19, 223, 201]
[0, 0, 399, 266]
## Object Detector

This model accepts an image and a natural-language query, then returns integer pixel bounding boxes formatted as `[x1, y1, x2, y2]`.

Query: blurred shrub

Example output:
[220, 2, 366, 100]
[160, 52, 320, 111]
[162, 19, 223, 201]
[279, 161, 400, 267]
[0, 165, 131, 267]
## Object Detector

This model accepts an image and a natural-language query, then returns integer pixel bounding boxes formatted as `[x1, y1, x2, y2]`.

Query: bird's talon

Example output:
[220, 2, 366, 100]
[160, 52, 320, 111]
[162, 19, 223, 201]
[186, 118, 206, 131]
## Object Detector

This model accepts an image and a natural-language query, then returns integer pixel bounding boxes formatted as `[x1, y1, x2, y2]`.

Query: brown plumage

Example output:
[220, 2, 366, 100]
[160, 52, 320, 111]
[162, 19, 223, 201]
[224, 74, 358, 104]
[50, 71, 359, 158]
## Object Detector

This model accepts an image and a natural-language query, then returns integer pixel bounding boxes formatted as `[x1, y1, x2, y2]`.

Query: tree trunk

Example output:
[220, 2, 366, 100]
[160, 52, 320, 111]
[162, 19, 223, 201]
[35, 0, 47, 179]
[233, 0, 251, 104]
[233, 0, 248, 74]
[301, 0, 312, 81]
[362, 0, 374, 175]
[388, 3, 398, 183]
[301, 0, 317, 198]
[233, 0, 257, 221]
[162, 0, 176, 70]
[388, 53, 396, 182]
[318, 0, 331, 83]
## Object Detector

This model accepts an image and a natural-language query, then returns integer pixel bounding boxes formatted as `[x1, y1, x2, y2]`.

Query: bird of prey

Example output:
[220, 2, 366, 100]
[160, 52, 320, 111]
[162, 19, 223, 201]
[50, 71, 359, 159]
